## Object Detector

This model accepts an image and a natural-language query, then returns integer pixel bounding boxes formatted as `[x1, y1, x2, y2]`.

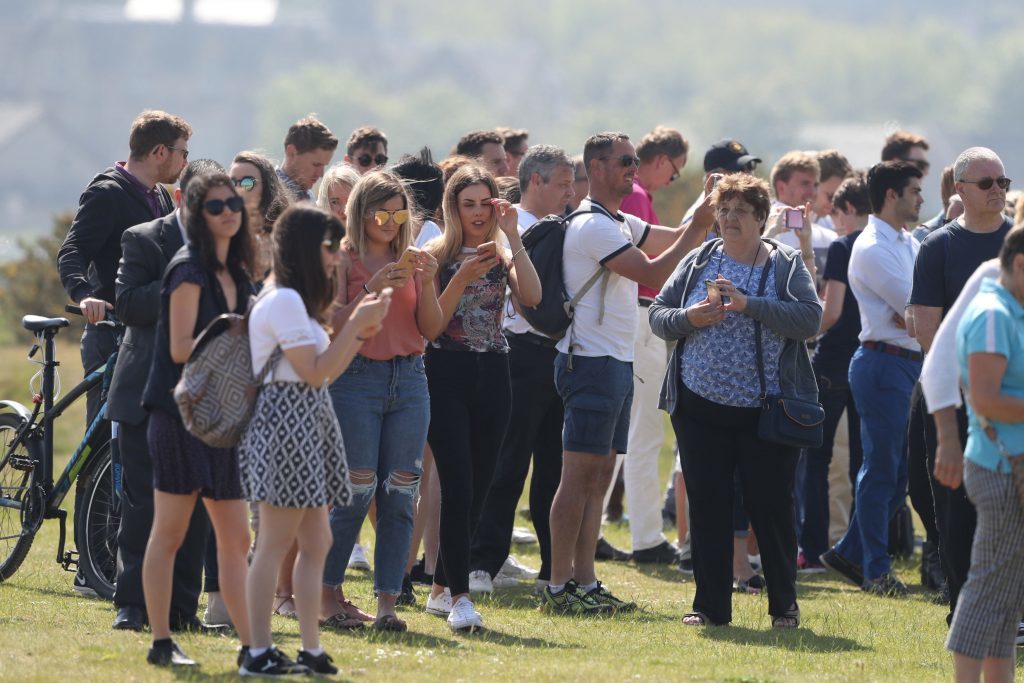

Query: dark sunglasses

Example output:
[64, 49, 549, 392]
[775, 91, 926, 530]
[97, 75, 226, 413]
[322, 237, 342, 253]
[233, 176, 258, 192]
[203, 196, 245, 215]
[357, 153, 389, 168]
[600, 154, 640, 169]
[668, 157, 681, 183]
[960, 176, 1012, 191]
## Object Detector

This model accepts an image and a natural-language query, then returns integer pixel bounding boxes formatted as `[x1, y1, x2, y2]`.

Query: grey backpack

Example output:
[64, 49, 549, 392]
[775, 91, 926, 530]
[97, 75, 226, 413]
[173, 313, 281, 448]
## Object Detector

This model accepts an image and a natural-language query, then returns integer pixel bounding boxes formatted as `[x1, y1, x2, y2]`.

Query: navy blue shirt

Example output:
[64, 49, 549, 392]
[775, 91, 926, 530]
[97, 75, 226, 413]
[812, 230, 862, 379]
[909, 217, 1012, 315]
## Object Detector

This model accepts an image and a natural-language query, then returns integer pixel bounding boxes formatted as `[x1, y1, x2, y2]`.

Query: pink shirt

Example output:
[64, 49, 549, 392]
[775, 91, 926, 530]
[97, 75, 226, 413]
[344, 251, 425, 359]
[620, 178, 660, 301]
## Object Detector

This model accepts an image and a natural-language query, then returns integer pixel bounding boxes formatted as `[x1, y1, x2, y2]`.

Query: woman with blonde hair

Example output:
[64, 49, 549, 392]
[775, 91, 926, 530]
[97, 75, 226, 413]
[317, 164, 361, 228]
[421, 164, 541, 631]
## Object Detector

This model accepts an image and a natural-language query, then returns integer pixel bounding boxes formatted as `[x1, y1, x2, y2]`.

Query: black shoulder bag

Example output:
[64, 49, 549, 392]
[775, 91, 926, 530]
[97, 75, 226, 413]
[753, 254, 825, 449]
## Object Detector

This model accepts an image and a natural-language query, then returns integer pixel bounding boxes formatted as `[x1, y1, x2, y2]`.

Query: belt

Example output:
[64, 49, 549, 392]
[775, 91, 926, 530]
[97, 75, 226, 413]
[638, 298, 654, 308]
[862, 340, 923, 362]
[505, 331, 559, 348]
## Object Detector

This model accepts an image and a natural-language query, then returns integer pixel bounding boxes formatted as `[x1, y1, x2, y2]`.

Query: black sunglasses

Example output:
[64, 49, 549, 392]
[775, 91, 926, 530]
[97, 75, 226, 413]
[600, 154, 640, 169]
[668, 157, 681, 183]
[357, 153, 389, 168]
[203, 196, 245, 215]
[233, 176, 258, 192]
[960, 176, 1012, 191]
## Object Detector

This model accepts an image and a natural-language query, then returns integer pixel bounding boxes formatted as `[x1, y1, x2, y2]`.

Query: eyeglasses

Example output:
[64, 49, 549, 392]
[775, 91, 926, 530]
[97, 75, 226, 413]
[900, 158, 930, 174]
[668, 157, 681, 183]
[369, 209, 411, 226]
[960, 176, 1012, 191]
[165, 144, 189, 160]
[715, 206, 754, 219]
[322, 237, 342, 253]
[233, 176, 258, 192]
[357, 153, 389, 168]
[203, 196, 244, 215]
[600, 155, 640, 169]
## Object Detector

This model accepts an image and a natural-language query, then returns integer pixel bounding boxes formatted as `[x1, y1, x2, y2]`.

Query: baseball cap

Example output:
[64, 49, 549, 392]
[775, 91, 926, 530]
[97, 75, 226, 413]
[704, 139, 762, 173]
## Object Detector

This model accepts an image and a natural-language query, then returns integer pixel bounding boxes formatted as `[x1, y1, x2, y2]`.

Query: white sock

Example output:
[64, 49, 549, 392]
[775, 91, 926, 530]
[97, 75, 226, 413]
[304, 647, 324, 657]
[548, 583, 566, 594]
[580, 580, 599, 593]
[249, 646, 270, 658]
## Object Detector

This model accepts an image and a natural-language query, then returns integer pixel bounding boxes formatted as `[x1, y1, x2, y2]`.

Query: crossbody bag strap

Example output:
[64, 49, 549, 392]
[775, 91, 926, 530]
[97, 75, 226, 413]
[752, 249, 775, 400]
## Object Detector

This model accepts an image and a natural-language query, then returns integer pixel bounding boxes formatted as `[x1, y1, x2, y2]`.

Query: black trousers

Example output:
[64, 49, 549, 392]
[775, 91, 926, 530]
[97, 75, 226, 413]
[923, 404, 975, 624]
[470, 338, 563, 580]
[80, 324, 118, 425]
[426, 348, 512, 596]
[113, 418, 209, 618]
[908, 384, 940, 543]
[672, 385, 799, 625]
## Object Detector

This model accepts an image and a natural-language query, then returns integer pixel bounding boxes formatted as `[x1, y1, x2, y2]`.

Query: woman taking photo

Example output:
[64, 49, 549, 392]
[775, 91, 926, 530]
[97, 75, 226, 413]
[239, 204, 391, 676]
[140, 173, 255, 667]
[319, 171, 441, 632]
[945, 227, 1024, 682]
[422, 164, 541, 631]
[649, 174, 821, 629]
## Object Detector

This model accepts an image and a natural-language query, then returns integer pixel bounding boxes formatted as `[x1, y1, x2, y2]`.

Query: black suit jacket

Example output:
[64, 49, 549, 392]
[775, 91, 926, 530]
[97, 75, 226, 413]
[106, 213, 184, 426]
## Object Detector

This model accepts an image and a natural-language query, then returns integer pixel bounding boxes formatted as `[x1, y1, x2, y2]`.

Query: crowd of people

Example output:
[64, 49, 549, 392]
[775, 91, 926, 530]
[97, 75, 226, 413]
[55, 109, 1024, 680]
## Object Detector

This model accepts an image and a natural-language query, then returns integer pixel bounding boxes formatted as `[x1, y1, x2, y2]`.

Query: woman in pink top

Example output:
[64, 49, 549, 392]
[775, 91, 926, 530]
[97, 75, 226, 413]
[320, 171, 442, 631]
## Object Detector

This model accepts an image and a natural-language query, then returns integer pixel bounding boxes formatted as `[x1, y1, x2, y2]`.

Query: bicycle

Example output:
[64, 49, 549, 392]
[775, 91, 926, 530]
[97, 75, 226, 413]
[0, 304, 123, 599]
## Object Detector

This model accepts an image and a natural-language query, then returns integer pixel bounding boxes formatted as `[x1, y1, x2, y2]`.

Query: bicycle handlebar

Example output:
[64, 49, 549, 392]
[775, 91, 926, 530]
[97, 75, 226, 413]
[64, 304, 122, 328]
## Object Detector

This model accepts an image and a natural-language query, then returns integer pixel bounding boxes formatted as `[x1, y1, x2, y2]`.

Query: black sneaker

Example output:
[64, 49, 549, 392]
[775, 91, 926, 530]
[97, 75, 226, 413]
[677, 556, 694, 575]
[920, 540, 945, 591]
[147, 640, 198, 667]
[410, 555, 427, 584]
[864, 573, 908, 598]
[239, 647, 309, 676]
[819, 548, 864, 587]
[237, 646, 249, 669]
[297, 650, 338, 675]
[72, 570, 98, 597]
[397, 574, 416, 606]
[595, 537, 632, 562]
[632, 541, 680, 565]
[585, 581, 638, 612]
[542, 580, 613, 615]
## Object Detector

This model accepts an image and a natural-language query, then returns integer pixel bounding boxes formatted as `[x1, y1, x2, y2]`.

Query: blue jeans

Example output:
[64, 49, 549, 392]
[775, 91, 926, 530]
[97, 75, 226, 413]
[833, 346, 920, 580]
[323, 354, 430, 595]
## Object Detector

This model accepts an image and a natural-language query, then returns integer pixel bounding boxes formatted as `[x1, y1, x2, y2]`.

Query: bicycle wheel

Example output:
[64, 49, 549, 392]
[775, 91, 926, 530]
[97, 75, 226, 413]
[0, 411, 41, 581]
[75, 440, 119, 600]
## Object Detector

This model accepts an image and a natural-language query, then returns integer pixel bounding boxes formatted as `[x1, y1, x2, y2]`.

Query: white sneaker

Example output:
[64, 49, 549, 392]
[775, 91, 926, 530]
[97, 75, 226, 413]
[511, 527, 537, 545]
[533, 579, 549, 596]
[468, 569, 494, 594]
[203, 592, 233, 627]
[492, 572, 519, 589]
[348, 543, 371, 570]
[425, 588, 452, 616]
[447, 596, 484, 632]
[500, 555, 539, 580]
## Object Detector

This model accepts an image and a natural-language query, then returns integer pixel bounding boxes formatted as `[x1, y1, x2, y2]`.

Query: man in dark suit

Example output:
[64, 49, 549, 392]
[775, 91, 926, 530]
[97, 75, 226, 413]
[106, 159, 223, 631]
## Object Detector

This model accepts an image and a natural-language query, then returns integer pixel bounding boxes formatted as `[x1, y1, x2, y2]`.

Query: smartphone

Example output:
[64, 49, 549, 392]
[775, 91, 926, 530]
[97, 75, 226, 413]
[705, 280, 721, 306]
[476, 241, 497, 260]
[784, 208, 804, 230]
[395, 246, 421, 272]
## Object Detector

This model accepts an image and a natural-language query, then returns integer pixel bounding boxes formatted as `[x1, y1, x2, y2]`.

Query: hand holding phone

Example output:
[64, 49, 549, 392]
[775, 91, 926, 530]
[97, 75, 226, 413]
[395, 246, 421, 272]
[705, 280, 722, 306]
[476, 241, 498, 260]
[784, 207, 804, 230]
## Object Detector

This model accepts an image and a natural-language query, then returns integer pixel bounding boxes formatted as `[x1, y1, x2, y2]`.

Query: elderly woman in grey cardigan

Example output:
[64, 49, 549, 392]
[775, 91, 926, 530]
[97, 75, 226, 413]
[649, 174, 821, 629]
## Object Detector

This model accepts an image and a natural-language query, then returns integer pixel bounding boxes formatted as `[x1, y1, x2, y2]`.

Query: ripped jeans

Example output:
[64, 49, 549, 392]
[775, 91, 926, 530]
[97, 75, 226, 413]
[323, 354, 430, 595]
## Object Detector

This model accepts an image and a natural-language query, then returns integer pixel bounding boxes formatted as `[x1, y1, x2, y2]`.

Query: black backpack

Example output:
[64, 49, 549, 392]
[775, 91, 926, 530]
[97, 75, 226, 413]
[518, 207, 611, 339]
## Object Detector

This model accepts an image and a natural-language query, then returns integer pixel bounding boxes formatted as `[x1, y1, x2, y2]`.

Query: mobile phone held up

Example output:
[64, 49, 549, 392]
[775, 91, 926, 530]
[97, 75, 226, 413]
[784, 207, 804, 231]
[395, 245, 421, 272]
[705, 280, 721, 306]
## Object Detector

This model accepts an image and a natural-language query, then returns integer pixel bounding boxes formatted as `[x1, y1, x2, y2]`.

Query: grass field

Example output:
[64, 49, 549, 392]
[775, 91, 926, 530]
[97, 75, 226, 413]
[0, 340, 1020, 682]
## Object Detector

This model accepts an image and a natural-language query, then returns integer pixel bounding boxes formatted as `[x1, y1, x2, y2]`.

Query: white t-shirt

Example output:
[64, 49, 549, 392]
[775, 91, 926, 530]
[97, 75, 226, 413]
[503, 206, 542, 336]
[415, 219, 442, 249]
[556, 199, 649, 361]
[249, 286, 330, 384]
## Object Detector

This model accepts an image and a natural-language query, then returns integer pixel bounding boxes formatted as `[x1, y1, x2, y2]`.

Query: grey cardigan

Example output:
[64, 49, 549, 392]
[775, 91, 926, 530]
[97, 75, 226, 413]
[649, 237, 822, 414]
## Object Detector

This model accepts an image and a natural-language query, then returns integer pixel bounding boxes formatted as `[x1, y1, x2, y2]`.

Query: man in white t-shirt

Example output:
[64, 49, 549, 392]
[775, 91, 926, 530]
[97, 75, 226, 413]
[544, 132, 713, 614]
[469, 145, 576, 594]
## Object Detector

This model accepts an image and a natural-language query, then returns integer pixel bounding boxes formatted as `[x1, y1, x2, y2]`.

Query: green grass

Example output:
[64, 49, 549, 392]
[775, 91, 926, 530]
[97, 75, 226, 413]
[1, 341, 1021, 681]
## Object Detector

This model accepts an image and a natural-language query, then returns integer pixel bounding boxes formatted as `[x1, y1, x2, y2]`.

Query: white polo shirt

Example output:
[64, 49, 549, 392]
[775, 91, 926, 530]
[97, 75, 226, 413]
[503, 206, 541, 336]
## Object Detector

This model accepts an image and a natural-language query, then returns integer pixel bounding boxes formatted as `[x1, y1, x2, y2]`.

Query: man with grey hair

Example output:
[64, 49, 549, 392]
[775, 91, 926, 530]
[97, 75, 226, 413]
[467, 144, 576, 595]
[908, 146, 1012, 624]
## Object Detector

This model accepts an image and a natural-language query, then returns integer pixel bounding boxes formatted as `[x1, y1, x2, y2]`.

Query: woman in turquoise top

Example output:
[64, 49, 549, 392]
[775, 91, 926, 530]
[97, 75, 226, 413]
[948, 227, 1024, 682]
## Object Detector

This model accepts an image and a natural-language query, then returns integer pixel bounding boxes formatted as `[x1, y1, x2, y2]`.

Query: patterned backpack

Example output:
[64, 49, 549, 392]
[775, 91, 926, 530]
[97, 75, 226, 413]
[173, 313, 281, 448]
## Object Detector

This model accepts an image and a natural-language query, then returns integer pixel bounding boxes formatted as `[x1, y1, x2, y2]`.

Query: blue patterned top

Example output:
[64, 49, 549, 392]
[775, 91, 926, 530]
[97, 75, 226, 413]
[680, 248, 783, 408]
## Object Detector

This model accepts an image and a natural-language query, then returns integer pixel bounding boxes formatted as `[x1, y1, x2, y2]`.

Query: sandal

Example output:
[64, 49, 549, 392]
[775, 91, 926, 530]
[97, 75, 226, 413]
[339, 598, 374, 622]
[682, 611, 710, 626]
[321, 612, 365, 630]
[272, 593, 296, 618]
[771, 604, 800, 629]
[373, 614, 408, 632]
[734, 574, 765, 595]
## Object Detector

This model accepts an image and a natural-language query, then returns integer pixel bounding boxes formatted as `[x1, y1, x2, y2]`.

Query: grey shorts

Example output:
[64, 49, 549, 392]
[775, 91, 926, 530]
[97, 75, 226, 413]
[554, 353, 633, 456]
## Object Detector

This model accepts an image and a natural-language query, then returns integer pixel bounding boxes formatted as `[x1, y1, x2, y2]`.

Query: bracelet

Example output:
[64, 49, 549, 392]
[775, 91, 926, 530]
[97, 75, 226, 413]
[362, 283, 372, 295]
[512, 246, 526, 260]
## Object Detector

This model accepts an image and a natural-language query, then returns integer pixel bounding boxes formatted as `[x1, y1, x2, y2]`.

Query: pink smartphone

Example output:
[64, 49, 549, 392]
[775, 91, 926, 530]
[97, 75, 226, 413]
[784, 208, 804, 230]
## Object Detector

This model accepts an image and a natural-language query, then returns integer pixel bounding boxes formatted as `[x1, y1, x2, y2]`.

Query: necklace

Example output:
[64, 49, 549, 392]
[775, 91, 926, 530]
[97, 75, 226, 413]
[715, 242, 763, 295]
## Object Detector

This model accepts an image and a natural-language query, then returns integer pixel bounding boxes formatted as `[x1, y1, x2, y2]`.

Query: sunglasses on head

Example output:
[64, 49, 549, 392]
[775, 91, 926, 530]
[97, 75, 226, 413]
[203, 196, 244, 215]
[370, 209, 411, 226]
[961, 176, 1012, 191]
[357, 153, 389, 168]
[322, 237, 342, 253]
[601, 154, 640, 169]
[233, 176, 258, 192]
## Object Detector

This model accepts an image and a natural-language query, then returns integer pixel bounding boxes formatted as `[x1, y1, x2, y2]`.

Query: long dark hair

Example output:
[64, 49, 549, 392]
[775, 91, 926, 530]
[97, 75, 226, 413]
[184, 172, 254, 280]
[233, 150, 290, 230]
[272, 204, 343, 323]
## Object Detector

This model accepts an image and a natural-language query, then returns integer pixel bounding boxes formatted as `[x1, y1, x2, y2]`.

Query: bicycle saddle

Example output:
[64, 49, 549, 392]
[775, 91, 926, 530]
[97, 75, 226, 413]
[22, 315, 70, 332]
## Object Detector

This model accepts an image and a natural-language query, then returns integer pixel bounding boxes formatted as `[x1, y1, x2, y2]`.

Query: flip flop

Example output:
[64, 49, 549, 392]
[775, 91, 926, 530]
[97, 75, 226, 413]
[373, 614, 408, 632]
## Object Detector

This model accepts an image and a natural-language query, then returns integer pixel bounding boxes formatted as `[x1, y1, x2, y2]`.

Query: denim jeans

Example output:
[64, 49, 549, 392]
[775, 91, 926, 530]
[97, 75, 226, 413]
[833, 346, 920, 580]
[322, 354, 430, 595]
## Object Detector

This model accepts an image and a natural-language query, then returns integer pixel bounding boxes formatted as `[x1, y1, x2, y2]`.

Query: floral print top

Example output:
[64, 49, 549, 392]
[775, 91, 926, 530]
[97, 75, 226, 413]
[432, 257, 510, 353]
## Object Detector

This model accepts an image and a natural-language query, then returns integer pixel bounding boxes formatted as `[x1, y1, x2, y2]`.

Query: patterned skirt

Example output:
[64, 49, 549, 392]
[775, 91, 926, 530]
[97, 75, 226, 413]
[239, 381, 352, 508]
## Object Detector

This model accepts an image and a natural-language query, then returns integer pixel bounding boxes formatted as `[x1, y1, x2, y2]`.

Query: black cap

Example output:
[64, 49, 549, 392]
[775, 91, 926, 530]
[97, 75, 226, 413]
[704, 139, 762, 173]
